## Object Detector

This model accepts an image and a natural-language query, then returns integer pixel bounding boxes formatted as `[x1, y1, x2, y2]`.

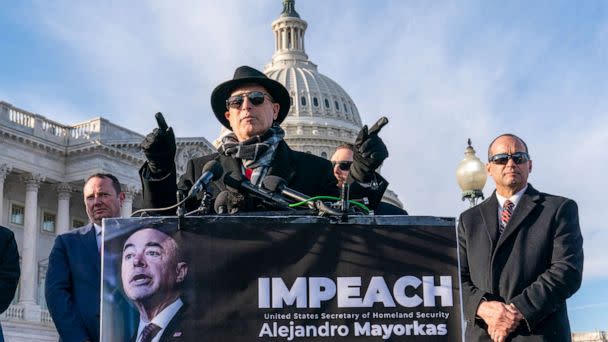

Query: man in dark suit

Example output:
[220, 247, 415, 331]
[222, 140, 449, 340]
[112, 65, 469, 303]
[139, 65, 389, 214]
[46, 173, 125, 342]
[0, 226, 20, 342]
[458, 134, 583, 342]
[121, 228, 189, 342]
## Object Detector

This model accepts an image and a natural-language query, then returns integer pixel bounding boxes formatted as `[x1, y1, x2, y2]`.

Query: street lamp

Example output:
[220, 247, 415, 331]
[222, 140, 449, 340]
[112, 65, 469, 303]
[456, 139, 487, 207]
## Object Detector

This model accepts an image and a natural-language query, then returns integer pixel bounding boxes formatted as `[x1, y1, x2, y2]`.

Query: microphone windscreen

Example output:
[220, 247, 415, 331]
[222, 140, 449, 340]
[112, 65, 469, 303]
[202, 160, 224, 181]
[214, 190, 230, 214]
[261, 175, 286, 192]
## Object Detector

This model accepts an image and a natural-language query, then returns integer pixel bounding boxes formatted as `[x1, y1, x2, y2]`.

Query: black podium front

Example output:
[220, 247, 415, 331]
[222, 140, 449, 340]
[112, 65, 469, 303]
[101, 215, 461, 341]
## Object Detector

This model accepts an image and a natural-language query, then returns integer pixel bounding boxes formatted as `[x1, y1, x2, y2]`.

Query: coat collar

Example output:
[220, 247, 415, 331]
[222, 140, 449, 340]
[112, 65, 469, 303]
[497, 184, 541, 246]
[478, 192, 500, 247]
[478, 183, 541, 249]
[266, 141, 296, 183]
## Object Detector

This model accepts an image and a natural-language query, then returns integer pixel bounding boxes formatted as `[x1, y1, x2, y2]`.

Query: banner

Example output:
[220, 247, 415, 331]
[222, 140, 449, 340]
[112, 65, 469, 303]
[101, 215, 461, 341]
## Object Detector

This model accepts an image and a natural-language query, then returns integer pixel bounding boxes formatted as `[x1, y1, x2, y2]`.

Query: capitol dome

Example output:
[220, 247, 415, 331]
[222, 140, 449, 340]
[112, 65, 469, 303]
[215, 0, 403, 209]
[263, 0, 362, 159]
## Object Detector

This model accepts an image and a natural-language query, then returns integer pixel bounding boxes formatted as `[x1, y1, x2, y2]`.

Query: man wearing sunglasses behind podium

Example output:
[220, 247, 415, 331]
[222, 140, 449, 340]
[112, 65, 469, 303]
[139, 66, 389, 213]
[458, 133, 583, 342]
[330, 143, 405, 215]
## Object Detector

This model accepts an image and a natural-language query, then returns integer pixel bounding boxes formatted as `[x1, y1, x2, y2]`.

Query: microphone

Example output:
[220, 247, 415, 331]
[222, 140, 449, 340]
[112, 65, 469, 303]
[262, 176, 309, 203]
[187, 160, 223, 198]
[222, 174, 292, 210]
[262, 176, 343, 216]
[213, 191, 229, 214]
[214, 190, 247, 214]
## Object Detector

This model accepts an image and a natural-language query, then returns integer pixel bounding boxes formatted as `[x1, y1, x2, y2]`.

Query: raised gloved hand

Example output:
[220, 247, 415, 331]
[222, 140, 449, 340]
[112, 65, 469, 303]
[140, 112, 176, 175]
[350, 117, 389, 183]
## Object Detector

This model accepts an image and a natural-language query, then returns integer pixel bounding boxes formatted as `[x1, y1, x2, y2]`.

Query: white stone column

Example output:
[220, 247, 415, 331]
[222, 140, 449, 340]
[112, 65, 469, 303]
[19, 173, 44, 307]
[275, 30, 279, 51]
[281, 28, 287, 50]
[121, 185, 138, 218]
[18, 173, 45, 322]
[0, 164, 11, 225]
[56, 183, 72, 235]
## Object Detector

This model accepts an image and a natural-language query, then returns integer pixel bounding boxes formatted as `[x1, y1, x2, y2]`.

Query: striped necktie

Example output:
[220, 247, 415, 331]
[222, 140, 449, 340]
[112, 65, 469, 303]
[500, 200, 514, 234]
[140, 322, 161, 342]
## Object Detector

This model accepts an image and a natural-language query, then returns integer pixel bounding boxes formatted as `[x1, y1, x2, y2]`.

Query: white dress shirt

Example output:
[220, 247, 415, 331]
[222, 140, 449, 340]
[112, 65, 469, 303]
[495, 184, 528, 222]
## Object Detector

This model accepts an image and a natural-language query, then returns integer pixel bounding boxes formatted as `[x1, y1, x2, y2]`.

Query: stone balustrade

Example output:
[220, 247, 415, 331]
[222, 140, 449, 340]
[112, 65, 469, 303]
[0, 304, 55, 326]
[8, 106, 35, 128]
[69, 119, 100, 141]
[40, 309, 54, 325]
[0, 101, 145, 146]
[0, 304, 24, 321]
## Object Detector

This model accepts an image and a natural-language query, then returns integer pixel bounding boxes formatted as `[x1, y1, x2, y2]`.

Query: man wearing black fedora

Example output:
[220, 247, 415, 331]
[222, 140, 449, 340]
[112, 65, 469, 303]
[139, 65, 389, 213]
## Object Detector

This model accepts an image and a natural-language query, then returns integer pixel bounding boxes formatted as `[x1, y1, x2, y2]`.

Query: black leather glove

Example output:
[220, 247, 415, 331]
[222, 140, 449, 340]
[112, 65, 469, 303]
[140, 112, 176, 175]
[350, 117, 389, 183]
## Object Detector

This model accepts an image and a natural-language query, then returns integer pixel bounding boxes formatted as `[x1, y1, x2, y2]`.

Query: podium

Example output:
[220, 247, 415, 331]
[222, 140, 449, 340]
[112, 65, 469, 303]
[101, 215, 461, 341]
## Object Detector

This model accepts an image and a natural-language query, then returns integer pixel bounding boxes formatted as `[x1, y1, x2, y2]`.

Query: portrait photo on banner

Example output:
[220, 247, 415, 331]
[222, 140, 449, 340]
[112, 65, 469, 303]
[101, 216, 461, 342]
[101, 217, 203, 342]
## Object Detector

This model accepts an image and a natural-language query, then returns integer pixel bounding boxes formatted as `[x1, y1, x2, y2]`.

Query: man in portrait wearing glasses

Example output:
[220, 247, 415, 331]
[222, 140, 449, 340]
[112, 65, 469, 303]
[458, 133, 583, 342]
[139, 66, 388, 213]
[330, 143, 406, 215]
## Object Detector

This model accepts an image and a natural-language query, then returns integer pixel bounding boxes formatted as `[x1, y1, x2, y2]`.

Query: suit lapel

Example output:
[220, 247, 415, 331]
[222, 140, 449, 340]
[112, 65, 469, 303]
[81, 224, 101, 276]
[266, 141, 296, 183]
[479, 192, 500, 247]
[497, 185, 539, 247]
[159, 301, 187, 340]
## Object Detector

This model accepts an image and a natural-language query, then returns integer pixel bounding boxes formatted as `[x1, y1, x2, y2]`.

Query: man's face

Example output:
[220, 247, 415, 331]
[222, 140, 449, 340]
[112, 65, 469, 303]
[330, 148, 354, 187]
[224, 84, 280, 141]
[83, 176, 125, 225]
[121, 229, 187, 304]
[486, 136, 532, 196]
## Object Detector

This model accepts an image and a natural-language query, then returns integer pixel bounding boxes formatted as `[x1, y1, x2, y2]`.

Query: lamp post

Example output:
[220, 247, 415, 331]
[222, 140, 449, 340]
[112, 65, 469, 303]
[456, 139, 487, 207]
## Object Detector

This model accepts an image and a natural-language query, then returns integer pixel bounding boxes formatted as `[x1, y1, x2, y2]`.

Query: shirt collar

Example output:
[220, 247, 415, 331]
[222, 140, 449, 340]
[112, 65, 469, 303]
[93, 223, 102, 236]
[137, 297, 183, 339]
[496, 184, 528, 208]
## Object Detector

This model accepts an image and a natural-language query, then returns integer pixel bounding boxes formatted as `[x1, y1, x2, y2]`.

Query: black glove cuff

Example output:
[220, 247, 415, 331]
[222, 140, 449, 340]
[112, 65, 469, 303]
[350, 153, 374, 183]
[147, 160, 175, 177]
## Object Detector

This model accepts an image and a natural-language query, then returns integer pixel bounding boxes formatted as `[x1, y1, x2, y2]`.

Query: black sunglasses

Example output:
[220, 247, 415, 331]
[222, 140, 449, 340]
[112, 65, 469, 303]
[226, 91, 273, 109]
[331, 161, 352, 171]
[489, 152, 530, 165]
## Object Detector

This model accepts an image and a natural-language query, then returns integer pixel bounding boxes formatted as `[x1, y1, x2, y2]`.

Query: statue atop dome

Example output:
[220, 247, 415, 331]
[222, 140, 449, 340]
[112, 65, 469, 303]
[264, 0, 363, 159]
[280, 0, 300, 18]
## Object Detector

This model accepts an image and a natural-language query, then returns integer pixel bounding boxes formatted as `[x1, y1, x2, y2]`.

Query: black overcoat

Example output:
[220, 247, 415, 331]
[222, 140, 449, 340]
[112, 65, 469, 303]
[458, 184, 583, 341]
[140, 141, 387, 214]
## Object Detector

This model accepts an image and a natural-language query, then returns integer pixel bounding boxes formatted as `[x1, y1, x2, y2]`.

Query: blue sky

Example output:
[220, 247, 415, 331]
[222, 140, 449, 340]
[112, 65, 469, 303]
[1, 0, 606, 332]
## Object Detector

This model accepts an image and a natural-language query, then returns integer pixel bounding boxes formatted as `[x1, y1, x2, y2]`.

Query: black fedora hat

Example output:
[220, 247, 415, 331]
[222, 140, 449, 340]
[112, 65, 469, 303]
[211, 66, 291, 129]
